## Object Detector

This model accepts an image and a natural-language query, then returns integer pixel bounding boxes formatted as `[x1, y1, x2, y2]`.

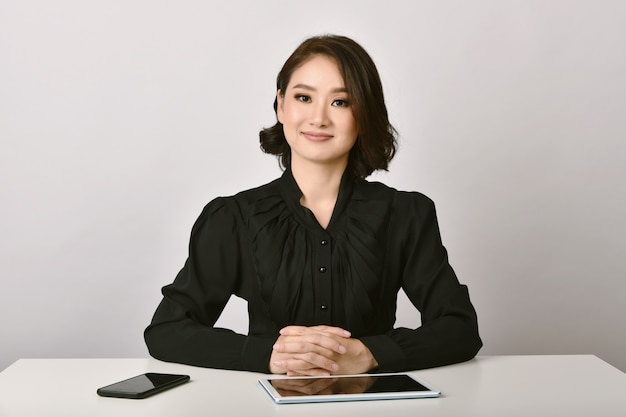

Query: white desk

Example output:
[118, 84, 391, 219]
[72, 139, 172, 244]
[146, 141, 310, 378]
[0, 355, 624, 417]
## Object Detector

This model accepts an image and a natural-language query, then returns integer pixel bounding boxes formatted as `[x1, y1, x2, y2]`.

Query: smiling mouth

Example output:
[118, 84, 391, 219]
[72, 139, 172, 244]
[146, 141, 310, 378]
[301, 131, 333, 141]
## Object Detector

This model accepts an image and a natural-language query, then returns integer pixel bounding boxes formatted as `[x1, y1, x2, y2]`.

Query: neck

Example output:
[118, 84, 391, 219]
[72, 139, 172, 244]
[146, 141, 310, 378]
[291, 159, 346, 203]
[290, 159, 347, 229]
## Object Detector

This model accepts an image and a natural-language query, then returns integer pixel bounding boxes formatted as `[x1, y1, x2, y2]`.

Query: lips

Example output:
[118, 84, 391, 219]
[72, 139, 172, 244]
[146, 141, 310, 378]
[301, 131, 333, 142]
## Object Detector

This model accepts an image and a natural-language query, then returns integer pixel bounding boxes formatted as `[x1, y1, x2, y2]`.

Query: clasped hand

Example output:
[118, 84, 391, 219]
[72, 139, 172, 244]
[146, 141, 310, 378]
[269, 325, 378, 376]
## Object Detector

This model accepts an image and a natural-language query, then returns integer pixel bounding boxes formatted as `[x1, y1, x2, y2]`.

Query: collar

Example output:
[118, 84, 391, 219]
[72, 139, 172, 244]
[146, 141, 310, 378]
[278, 168, 357, 230]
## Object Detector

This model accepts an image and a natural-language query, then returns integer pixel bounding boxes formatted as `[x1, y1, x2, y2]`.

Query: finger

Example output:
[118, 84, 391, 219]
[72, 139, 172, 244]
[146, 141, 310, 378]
[274, 334, 347, 355]
[272, 359, 332, 376]
[286, 369, 335, 378]
[275, 339, 335, 354]
[273, 351, 339, 374]
[273, 354, 337, 374]
[278, 326, 308, 336]
[310, 325, 351, 338]
[280, 325, 351, 338]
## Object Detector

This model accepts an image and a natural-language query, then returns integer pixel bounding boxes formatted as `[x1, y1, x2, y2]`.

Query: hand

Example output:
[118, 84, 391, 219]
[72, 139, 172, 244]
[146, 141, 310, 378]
[270, 325, 378, 376]
[270, 325, 349, 376]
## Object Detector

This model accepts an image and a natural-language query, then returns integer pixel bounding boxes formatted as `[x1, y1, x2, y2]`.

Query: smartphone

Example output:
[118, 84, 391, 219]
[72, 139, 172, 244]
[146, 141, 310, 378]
[97, 373, 190, 399]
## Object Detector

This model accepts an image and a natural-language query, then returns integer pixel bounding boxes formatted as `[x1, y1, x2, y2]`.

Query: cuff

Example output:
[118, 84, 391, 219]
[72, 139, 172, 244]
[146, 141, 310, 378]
[241, 335, 276, 373]
[359, 334, 406, 373]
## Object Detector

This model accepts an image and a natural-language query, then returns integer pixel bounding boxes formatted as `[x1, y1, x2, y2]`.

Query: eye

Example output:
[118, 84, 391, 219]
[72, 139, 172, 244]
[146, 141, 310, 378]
[295, 94, 311, 103]
[332, 99, 351, 107]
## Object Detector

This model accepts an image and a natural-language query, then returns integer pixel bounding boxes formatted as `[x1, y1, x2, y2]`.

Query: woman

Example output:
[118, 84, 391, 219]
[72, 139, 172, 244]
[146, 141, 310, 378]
[145, 35, 482, 376]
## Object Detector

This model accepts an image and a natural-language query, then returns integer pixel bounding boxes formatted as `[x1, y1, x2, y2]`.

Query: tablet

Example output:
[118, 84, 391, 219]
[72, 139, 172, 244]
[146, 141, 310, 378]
[258, 373, 441, 404]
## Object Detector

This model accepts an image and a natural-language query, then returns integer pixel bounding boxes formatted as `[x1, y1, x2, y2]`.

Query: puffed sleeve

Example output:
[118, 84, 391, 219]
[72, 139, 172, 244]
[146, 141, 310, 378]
[144, 198, 275, 372]
[362, 193, 482, 371]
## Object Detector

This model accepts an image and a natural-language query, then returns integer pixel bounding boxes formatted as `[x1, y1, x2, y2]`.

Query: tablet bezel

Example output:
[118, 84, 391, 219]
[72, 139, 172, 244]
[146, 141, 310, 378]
[258, 372, 441, 404]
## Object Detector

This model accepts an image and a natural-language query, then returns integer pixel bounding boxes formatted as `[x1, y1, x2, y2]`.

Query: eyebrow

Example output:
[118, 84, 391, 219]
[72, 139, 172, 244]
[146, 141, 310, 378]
[291, 83, 348, 94]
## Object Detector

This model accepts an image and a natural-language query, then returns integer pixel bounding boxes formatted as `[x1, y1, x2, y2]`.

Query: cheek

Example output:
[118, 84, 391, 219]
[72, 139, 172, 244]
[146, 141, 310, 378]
[344, 115, 359, 137]
[278, 102, 296, 126]
[280, 107, 299, 142]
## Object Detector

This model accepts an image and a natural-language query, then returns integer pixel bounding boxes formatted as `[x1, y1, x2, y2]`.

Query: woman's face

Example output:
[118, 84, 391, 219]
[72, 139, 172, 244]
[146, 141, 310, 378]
[277, 55, 358, 171]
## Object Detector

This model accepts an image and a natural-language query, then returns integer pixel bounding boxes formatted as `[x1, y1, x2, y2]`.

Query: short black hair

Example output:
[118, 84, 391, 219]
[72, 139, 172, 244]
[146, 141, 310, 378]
[259, 35, 397, 179]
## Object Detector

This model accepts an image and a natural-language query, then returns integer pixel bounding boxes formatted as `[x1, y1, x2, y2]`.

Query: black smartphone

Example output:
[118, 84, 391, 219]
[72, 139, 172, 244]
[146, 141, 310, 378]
[97, 373, 190, 399]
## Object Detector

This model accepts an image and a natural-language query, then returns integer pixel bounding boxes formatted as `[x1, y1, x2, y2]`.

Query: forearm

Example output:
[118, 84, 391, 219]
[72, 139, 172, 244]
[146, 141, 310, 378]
[361, 316, 482, 372]
[144, 302, 275, 373]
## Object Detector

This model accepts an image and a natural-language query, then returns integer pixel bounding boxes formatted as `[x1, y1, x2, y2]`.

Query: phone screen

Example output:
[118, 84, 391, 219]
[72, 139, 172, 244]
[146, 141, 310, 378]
[97, 373, 190, 399]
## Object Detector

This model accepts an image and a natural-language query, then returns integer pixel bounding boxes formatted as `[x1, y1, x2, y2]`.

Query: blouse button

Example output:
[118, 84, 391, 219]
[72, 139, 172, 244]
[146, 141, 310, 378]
[320, 305, 328, 312]
[319, 266, 327, 273]
[320, 239, 328, 246]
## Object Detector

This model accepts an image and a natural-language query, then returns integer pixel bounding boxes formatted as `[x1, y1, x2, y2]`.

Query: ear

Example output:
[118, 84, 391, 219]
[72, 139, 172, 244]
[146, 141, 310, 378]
[276, 90, 284, 123]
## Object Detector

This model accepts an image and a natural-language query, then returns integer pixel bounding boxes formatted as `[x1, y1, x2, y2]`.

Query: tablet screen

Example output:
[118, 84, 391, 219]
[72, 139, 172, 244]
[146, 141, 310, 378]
[259, 373, 441, 403]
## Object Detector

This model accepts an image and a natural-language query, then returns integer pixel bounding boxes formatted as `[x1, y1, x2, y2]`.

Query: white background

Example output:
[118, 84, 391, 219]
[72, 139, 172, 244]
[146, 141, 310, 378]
[1, 0, 625, 372]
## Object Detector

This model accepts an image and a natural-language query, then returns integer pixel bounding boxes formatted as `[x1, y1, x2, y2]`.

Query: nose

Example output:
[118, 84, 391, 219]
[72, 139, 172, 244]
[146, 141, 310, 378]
[309, 101, 329, 127]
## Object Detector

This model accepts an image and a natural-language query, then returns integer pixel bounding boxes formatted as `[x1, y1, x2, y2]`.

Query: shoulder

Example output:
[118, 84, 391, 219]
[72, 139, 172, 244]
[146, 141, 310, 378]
[204, 177, 281, 207]
[232, 177, 283, 204]
[191, 197, 236, 235]
[357, 179, 436, 213]
[357, 182, 443, 248]
[194, 177, 283, 226]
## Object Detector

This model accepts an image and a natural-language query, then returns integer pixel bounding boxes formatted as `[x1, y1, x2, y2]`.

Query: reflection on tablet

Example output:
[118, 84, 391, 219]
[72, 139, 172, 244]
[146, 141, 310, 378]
[269, 374, 430, 397]
[259, 373, 441, 403]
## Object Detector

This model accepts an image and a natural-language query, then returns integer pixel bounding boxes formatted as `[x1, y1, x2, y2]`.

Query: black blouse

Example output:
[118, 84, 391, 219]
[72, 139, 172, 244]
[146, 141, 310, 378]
[145, 169, 482, 373]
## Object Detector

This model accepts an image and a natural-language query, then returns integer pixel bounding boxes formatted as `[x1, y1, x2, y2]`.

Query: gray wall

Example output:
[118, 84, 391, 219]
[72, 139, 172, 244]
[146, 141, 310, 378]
[1, 0, 625, 372]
